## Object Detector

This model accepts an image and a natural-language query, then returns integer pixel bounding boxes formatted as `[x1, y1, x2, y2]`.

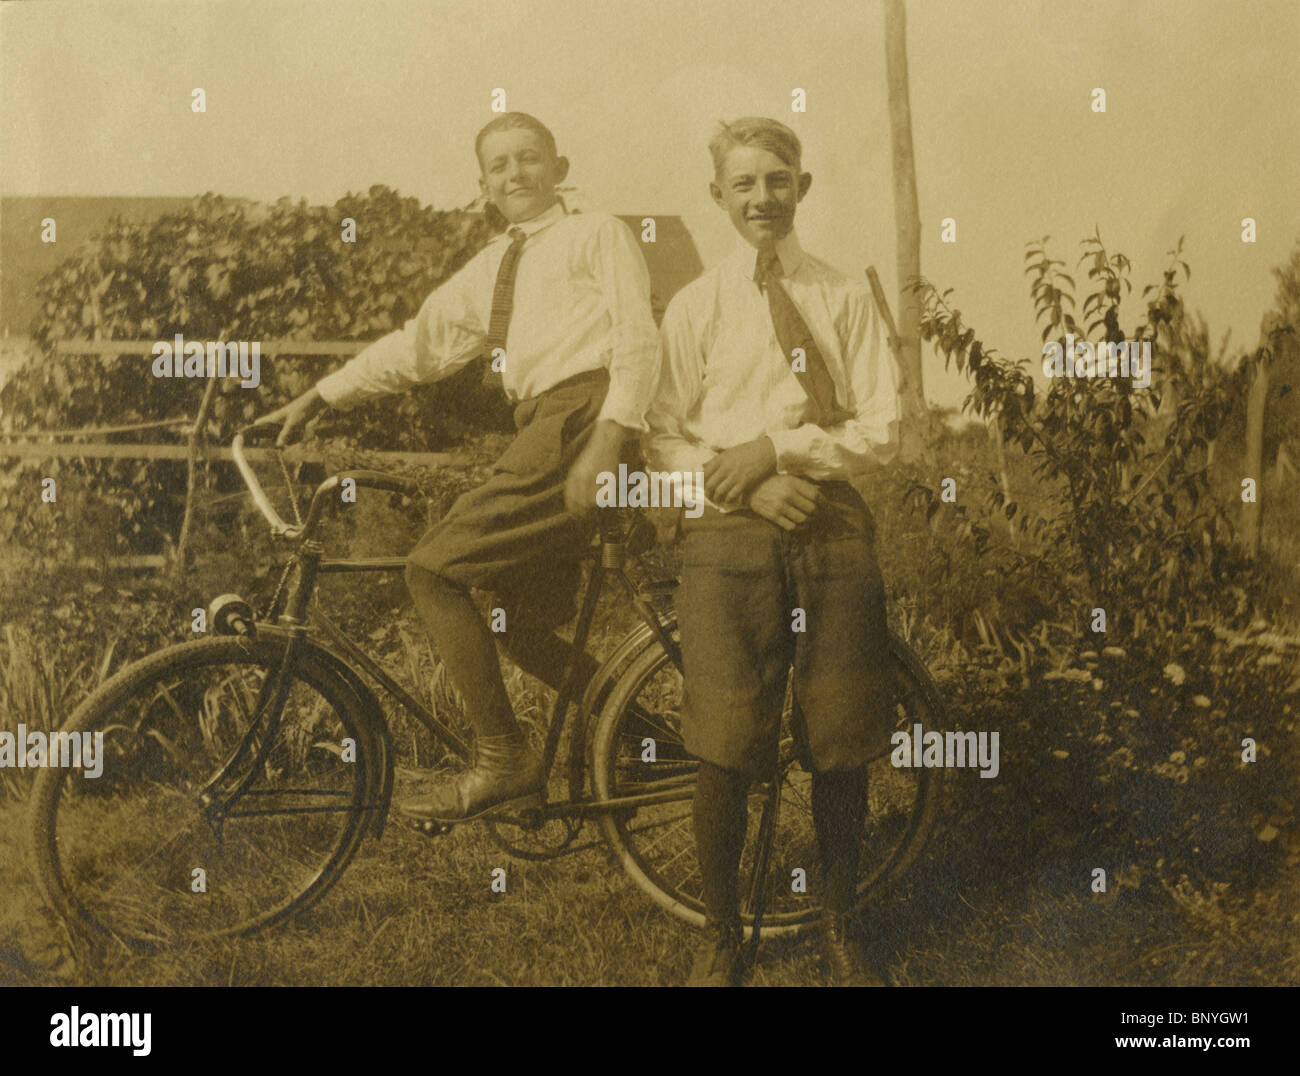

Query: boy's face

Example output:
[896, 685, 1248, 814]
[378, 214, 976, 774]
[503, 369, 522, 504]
[477, 128, 569, 224]
[710, 144, 812, 249]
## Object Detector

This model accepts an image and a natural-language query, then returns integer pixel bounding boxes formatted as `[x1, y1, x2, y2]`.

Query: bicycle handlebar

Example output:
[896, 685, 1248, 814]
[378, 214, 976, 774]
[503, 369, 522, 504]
[233, 424, 422, 542]
[232, 424, 296, 537]
[299, 470, 422, 536]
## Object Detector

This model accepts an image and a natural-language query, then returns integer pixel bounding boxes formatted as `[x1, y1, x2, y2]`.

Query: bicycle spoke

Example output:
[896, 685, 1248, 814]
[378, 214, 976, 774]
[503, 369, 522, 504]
[654, 839, 698, 878]
[623, 809, 694, 840]
[782, 775, 814, 815]
[593, 627, 940, 937]
[38, 638, 372, 946]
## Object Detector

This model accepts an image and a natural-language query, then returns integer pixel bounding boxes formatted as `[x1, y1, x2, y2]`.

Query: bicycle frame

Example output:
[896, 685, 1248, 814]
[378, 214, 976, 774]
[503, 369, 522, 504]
[230, 424, 692, 828]
[31, 425, 937, 954]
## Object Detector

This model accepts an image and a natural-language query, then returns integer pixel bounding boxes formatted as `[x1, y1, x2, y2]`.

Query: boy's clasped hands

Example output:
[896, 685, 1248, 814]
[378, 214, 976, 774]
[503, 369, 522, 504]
[703, 434, 822, 531]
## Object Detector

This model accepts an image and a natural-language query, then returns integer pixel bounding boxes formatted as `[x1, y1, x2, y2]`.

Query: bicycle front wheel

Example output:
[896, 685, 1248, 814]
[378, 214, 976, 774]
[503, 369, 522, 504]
[30, 635, 376, 950]
[590, 627, 943, 938]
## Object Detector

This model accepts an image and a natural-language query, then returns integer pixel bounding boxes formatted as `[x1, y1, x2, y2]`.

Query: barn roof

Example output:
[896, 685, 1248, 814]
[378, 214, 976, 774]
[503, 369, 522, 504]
[615, 214, 703, 323]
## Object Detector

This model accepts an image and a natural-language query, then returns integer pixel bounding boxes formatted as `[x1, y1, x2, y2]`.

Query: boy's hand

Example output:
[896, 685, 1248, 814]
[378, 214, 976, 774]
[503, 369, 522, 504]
[564, 419, 626, 516]
[746, 474, 821, 531]
[703, 436, 777, 507]
[254, 387, 328, 448]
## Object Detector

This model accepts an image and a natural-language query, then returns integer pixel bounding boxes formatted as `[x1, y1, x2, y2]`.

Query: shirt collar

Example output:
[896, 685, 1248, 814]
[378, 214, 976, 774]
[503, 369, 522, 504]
[502, 199, 567, 241]
[731, 228, 805, 280]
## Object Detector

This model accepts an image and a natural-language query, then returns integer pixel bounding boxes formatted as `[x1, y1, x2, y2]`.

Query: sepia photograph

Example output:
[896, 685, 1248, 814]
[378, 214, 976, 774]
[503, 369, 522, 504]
[1, 0, 1296, 1021]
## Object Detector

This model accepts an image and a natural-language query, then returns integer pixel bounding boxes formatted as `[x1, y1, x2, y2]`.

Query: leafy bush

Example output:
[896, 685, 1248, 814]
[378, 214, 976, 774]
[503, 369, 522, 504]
[0, 187, 509, 562]
[942, 622, 1299, 887]
[909, 233, 1269, 633]
[882, 234, 1300, 886]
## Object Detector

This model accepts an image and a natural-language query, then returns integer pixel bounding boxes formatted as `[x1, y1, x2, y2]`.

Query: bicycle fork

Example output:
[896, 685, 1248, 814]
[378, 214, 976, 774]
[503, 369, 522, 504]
[195, 630, 305, 836]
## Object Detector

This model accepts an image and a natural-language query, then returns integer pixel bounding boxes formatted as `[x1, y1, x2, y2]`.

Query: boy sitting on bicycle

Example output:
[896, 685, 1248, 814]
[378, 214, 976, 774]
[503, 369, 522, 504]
[259, 112, 660, 822]
[645, 118, 900, 986]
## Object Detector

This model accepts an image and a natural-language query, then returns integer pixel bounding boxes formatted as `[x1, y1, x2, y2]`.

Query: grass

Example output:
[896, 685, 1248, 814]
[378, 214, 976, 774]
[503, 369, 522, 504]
[4, 767, 1294, 987]
[2, 434, 1297, 987]
[1, 591, 1294, 986]
[0, 624, 118, 799]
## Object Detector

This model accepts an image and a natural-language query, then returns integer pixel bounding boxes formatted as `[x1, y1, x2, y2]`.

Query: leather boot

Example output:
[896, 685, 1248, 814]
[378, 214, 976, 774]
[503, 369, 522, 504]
[821, 911, 888, 986]
[685, 917, 743, 987]
[399, 733, 545, 822]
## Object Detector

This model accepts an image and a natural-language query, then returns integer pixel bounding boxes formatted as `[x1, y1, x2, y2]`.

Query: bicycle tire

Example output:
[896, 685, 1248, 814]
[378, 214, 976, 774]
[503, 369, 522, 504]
[29, 634, 380, 950]
[590, 624, 944, 938]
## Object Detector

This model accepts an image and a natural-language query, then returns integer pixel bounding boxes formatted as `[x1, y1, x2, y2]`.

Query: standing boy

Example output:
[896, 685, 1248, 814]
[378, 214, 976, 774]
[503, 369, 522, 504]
[259, 113, 660, 822]
[646, 117, 901, 986]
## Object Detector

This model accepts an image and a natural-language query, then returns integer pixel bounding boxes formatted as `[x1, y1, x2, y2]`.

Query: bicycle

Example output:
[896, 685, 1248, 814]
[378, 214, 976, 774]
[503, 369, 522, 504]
[30, 422, 946, 957]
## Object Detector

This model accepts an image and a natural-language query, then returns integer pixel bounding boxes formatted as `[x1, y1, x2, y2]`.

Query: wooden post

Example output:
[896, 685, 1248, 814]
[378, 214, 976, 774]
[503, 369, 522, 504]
[883, 0, 929, 456]
[866, 266, 908, 399]
[172, 376, 219, 581]
[1240, 338, 1270, 558]
[87, 262, 105, 340]
[988, 413, 1019, 545]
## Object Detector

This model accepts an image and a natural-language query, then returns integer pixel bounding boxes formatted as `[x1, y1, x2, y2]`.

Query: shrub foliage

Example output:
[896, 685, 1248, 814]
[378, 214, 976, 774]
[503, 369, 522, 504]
[0, 187, 508, 560]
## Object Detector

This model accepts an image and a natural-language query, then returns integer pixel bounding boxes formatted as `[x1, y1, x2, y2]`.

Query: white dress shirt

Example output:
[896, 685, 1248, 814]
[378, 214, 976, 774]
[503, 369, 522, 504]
[646, 230, 900, 506]
[315, 201, 661, 431]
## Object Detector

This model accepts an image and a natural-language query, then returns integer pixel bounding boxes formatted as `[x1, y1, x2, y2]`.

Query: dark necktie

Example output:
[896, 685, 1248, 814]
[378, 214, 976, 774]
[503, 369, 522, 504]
[755, 246, 854, 426]
[483, 226, 527, 387]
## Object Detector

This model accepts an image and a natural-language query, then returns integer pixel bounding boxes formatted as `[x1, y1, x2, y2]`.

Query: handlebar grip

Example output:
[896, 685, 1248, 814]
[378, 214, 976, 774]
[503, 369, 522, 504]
[334, 470, 422, 498]
[231, 425, 292, 535]
[239, 421, 284, 442]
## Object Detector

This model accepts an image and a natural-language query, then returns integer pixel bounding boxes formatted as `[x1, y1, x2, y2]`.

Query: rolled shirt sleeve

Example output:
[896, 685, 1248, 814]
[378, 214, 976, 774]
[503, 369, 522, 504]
[588, 216, 662, 432]
[315, 262, 485, 411]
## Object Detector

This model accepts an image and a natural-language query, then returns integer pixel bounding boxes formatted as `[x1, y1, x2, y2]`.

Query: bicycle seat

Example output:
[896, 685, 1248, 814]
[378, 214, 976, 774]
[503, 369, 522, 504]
[595, 507, 661, 555]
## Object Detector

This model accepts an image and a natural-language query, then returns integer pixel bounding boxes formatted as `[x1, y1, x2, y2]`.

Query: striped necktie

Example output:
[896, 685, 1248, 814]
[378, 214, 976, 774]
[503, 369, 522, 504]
[755, 246, 854, 426]
[483, 226, 527, 386]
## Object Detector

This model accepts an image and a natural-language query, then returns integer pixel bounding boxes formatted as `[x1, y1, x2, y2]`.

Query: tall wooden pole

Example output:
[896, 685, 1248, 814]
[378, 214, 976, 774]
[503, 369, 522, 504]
[1241, 320, 1276, 558]
[883, 0, 929, 456]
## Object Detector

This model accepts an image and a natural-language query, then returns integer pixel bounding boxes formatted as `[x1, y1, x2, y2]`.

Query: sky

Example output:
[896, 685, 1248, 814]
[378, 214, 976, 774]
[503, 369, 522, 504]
[3, 0, 1297, 410]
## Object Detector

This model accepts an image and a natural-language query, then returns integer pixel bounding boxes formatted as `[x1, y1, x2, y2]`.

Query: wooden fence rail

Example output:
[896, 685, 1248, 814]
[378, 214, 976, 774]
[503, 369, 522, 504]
[4, 338, 470, 575]
[54, 339, 365, 358]
[0, 440, 461, 466]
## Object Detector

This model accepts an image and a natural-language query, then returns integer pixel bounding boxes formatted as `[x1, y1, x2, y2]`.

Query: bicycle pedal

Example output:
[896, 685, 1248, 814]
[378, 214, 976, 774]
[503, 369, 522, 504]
[413, 818, 455, 838]
[480, 795, 545, 826]
[512, 806, 545, 830]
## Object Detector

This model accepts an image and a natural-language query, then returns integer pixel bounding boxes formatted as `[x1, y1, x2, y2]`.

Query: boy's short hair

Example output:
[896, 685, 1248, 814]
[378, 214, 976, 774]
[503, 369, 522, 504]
[474, 112, 559, 166]
[708, 117, 802, 176]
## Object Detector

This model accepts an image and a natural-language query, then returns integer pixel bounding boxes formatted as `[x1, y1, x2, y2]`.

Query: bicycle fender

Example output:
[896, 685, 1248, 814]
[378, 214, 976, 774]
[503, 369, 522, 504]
[577, 616, 673, 722]
[565, 616, 677, 802]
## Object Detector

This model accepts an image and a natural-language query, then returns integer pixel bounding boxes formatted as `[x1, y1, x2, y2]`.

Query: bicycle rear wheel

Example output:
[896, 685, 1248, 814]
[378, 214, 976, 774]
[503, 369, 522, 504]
[29, 635, 377, 950]
[591, 627, 943, 938]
